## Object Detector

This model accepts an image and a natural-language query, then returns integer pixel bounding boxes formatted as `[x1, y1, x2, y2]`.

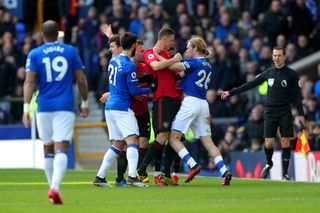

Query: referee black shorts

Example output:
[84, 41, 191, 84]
[264, 105, 293, 138]
[152, 96, 180, 136]
[136, 112, 151, 139]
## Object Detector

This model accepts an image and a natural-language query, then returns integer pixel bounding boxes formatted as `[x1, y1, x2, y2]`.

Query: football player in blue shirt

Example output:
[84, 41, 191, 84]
[158, 36, 232, 186]
[93, 32, 150, 187]
[23, 20, 89, 204]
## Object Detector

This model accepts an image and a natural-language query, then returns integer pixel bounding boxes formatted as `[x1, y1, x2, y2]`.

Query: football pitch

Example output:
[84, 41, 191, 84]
[0, 169, 319, 213]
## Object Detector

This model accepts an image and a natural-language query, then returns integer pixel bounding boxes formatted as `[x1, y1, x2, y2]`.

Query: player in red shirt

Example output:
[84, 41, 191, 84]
[137, 27, 183, 186]
[132, 40, 154, 171]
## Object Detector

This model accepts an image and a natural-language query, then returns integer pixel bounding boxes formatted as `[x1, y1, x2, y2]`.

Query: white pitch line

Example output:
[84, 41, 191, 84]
[0, 181, 108, 186]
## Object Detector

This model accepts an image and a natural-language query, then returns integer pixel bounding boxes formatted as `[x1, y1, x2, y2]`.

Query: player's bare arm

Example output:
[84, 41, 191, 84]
[220, 91, 230, 100]
[99, 92, 110, 104]
[154, 52, 184, 72]
[75, 69, 89, 118]
[101, 23, 113, 39]
[149, 53, 182, 71]
[22, 71, 37, 128]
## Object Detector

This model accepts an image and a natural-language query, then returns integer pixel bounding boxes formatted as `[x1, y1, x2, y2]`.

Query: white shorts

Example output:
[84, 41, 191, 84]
[171, 96, 211, 139]
[36, 111, 75, 145]
[105, 109, 139, 141]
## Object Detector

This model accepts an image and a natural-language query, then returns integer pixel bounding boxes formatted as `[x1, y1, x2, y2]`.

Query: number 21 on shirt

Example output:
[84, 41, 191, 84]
[109, 64, 118, 86]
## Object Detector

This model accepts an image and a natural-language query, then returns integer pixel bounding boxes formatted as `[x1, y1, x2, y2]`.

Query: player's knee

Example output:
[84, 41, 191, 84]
[280, 138, 291, 148]
[156, 132, 169, 144]
[44, 144, 54, 153]
[264, 138, 274, 148]
[169, 131, 182, 144]
[54, 141, 69, 152]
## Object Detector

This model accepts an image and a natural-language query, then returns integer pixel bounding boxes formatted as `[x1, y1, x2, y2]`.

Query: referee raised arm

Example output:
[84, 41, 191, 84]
[220, 46, 305, 180]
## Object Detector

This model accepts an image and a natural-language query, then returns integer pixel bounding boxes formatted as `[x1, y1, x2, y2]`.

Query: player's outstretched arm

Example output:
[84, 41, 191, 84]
[75, 69, 89, 118]
[101, 23, 113, 39]
[154, 51, 184, 73]
[149, 53, 182, 71]
[220, 91, 230, 100]
[22, 72, 37, 128]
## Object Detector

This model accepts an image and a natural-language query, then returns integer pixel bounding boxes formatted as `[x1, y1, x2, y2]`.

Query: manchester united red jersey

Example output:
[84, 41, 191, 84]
[143, 48, 178, 102]
[132, 63, 152, 116]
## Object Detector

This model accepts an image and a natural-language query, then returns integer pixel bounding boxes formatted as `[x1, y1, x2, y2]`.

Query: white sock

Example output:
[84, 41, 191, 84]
[51, 151, 68, 191]
[97, 146, 120, 178]
[178, 148, 197, 168]
[126, 144, 139, 178]
[44, 153, 54, 187]
[154, 171, 162, 176]
[214, 155, 227, 176]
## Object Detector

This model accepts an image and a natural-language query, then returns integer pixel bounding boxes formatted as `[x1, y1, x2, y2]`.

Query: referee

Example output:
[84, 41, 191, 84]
[221, 46, 305, 180]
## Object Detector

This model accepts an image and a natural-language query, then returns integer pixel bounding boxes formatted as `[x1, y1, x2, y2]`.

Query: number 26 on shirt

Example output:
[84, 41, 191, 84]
[195, 70, 211, 89]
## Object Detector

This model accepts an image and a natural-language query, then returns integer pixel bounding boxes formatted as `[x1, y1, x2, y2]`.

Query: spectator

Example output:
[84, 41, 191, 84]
[209, 43, 232, 91]
[0, 56, 15, 123]
[228, 94, 248, 117]
[58, 0, 79, 43]
[107, 3, 129, 33]
[276, 34, 287, 48]
[289, 0, 314, 39]
[151, 4, 169, 31]
[261, 0, 289, 46]
[142, 17, 156, 49]
[0, 11, 15, 36]
[215, 13, 238, 42]
[241, 27, 258, 50]
[129, 6, 148, 38]
[248, 37, 262, 62]
[218, 129, 239, 164]
[237, 47, 250, 77]
[314, 64, 320, 101]
[243, 72, 261, 111]
[82, 6, 100, 89]
[241, 104, 265, 150]
[305, 97, 320, 122]
[176, 25, 191, 54]
[257, 46, 272, 74]
[285, 42, 298, 64]
[296, 34, 314, 59]
[237, 10, 255, 39]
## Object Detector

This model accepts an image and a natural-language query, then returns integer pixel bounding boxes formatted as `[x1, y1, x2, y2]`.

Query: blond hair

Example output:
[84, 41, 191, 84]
[187, 36, 209, 57]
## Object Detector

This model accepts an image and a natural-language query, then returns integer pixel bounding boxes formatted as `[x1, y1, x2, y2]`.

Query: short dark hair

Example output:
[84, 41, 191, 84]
[109, 35, 120, 47]
[273, 46, 286, 56]
[137, 40, 144, 45]
[120, 32, 137, 50]
[158, 27, 175, 40]
[42, 20, 59, 41]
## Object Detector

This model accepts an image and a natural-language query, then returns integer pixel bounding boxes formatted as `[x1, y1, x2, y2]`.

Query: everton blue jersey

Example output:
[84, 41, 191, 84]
[26, 41, 84, 112]
[179, 58, 212, 100]
[106, 54, 149, 111]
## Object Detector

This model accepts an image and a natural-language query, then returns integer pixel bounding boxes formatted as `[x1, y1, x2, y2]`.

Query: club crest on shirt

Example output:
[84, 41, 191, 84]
[281, 80, 287, 87]
[268, 78, 274, 87]
[131, 72, 137, 79]
[148, 54, 155, 59]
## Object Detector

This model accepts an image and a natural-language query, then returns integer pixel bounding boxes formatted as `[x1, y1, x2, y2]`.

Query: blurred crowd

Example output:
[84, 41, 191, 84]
[1, 0, 320, 167]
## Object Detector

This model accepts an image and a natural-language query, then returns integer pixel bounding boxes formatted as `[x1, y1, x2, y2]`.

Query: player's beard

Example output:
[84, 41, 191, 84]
[131, 47, 136, 57]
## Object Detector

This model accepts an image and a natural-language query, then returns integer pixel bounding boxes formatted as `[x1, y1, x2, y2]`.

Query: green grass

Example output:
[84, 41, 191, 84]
[0, 169, 319, 213]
